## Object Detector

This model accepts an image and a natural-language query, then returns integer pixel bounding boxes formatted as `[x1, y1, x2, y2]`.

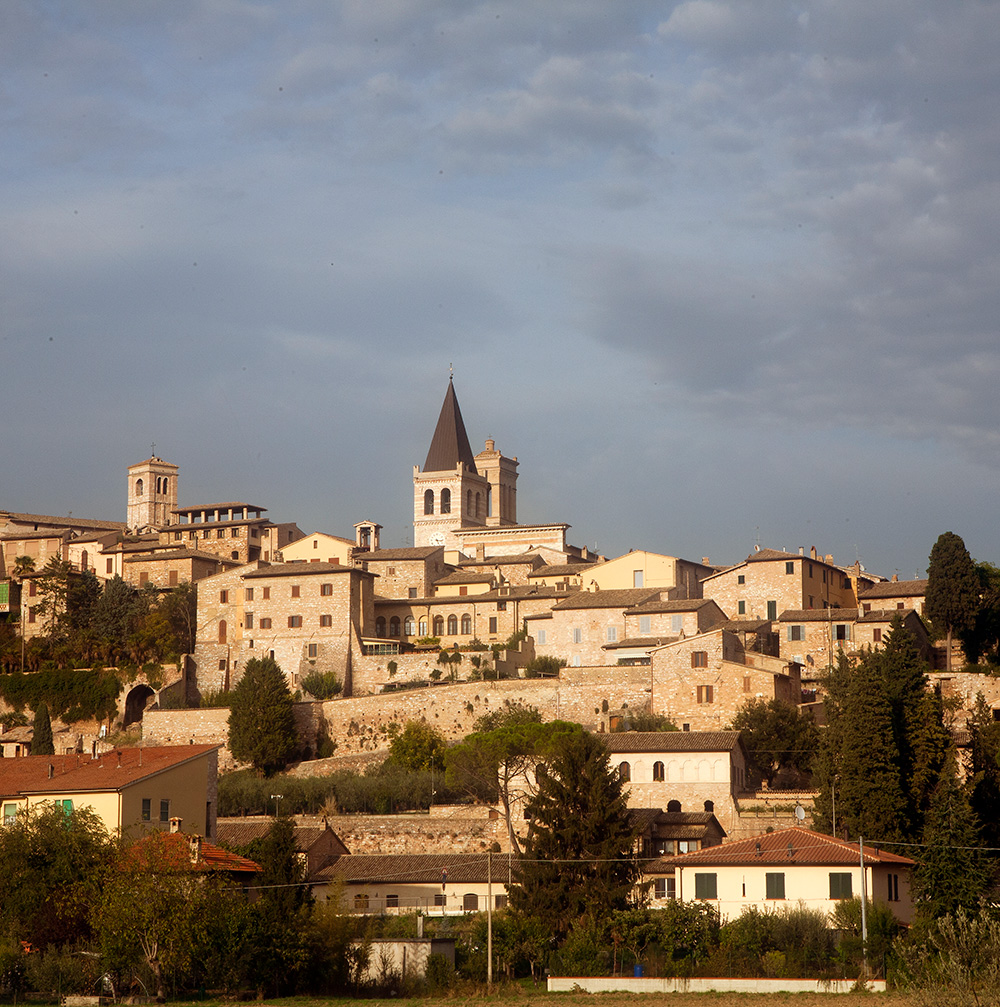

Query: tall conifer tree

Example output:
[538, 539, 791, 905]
[926, 531, 980, 670]
[227, 656, 297, 776]
[32, 702, 54, 756]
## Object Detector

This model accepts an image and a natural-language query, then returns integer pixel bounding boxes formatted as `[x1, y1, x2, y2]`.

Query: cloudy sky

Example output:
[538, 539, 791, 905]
[3, 1, 998, 578]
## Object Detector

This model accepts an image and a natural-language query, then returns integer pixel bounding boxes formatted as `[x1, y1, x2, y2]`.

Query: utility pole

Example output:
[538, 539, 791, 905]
[487, 850, 493, 988]
[859, 835, 868, 979]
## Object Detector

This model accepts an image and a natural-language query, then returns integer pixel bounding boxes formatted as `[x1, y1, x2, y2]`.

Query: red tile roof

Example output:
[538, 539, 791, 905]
[126, 832, 259, 874]
[0, 745, 218, 797]
[672, 827, 913, 867]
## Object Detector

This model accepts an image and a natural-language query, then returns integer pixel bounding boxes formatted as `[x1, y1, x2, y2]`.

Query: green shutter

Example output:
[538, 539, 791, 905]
[694, 873, 718, 899]
[766, 872, 785, 899]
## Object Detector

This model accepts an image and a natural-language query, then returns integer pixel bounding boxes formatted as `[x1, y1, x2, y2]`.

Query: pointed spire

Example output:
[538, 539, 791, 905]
[423, 379, 478, 473]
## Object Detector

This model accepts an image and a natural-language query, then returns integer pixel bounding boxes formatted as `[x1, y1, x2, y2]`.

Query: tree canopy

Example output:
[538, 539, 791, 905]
[509, 730, 638, 941]
[926, 531, 980, 670]
[386, 720, 447, 772]
[227, 656, 298, 776]
[727, 698, 818, 786]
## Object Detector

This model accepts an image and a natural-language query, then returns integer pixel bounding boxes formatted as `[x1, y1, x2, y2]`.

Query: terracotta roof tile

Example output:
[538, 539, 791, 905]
[361, 548, 444, 561]
[779, 609, 859, 622]
[316, 853, 498, 884]
[602, 731, 745, 754]
[244, 561, 359, 578]
[858, 579, 928, 599]
[552, 588, 661, 611]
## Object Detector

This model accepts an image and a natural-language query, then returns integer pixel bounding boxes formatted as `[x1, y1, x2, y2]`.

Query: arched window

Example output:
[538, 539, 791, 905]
[404, 616, 415, 636]
[461, 613, 472, 635]
[218, 619, 227, 644]
[162, 477, 169, 495]
[440, 488, 451, 514]
[419, 618, 427, 635]
[704, 800, 714, 813]
[389, 616, 400, 637]
[667, 799, 682, 813]
[618, 761, 631, 782]
[376, 617, 386, 638]
[447, 614, 458, 635]
[653, 761, 665, 781]
[433, 615, 444, 636]
[475, 492, 482, 518]
[424, 489, 434, 515]
[467, 489, 473, 515]
[463, 893, 478, 911]
[135, 478, 144, 497]
[80, 550, 88, 571]
[487, 484, 493, 516]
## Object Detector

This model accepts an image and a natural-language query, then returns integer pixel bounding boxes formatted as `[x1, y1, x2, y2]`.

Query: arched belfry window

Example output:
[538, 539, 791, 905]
[424, 489, 434, 515]
[135, 478, 144, 497]
[467, 490, 473, 515]
[441, 488, 451, 514]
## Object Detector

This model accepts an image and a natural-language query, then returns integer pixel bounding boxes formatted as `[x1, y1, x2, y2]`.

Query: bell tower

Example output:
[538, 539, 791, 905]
[413, 380, 490, 551]
[127, 453, 178, 531]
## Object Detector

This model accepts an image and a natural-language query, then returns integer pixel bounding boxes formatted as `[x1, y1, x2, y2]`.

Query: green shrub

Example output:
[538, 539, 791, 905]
[200, 688, 232, 708]
[302, 670, 343, 700]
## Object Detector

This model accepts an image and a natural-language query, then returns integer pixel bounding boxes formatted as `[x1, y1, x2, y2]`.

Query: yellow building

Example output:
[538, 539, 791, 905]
[0, 744, 219, 840]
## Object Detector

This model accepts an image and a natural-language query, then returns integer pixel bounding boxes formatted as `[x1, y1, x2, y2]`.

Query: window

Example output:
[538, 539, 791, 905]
[459, 586, 468, 596]
[572, 627, 583, 643]
[441, 488, 451, 514]
[424, 489, 434, 515]
[321, 583, 333, 596]
[887, 873, 899, 902]
[785, 561, 794, 574]
[829, 873, 853, 899]
[667, 800, 682, 813]
[245, 612, 253, 630]
[448, 615, 458, 635]
[142, 798, 151, 822]
[232, 527, 240, 538]
[354, 894, 370, 909]
[135, 478, 144, 496]
[376, 617, 386, 637]
[607, 626, 617, 643]
[767, 600, 777, 620]
[461, 614, 471, 635]
[218, 659, 227, 671]
[408, 587, 418, 599]
[260, 617, 272, 629]
[654, 878, 676, 899]
[434, 893, 446, 907]
[677, 839, 696, 853]
[404, 617, 415, 636]
[291, 585, 300, 598]
[390, 616, 400, 636]
[653, 761, 665, 781]
[27, 609, 35, 624]
[160, 799, 170, 824]
[320, 614, 332, 627]
[691, 651, 708, 668]
[489, 617, 498, 633]
[138, 572, 149, 586]
[433, 615, 444, 635]
[537, 629, 547, 645]
[639, 616, 651, 634]
[106, 558, 114, 574]
[288, 615, 302, 628]
[834, 624, 851, 641]
[217, 528, 225, 539]
[262, 586, 270, 600]
[697, 685, 714, 704]
[245, 588, 253, 601]
[463, 893, 478, 911]
[3, 803, 17, 825]
[497, 600, 506, 611]
[873, 628, 882, 643]
[618, 761, 631, 782]
[738, 600, 746, 615]
[633, 570, 644, 588]
[766, 873, 786, 899]
[218, 619, 227, 644]
[671, 614, 684, 633]
[419, 618, 427, 635]
[787, 625, 804, 641]
[495, 894, 508, 908]
[744, 676, 751, 692]
[168, 570, 178, 586]
[694, 873, 718, 900]
[308, 644, 318, 658]
[737, 574, 745, 585]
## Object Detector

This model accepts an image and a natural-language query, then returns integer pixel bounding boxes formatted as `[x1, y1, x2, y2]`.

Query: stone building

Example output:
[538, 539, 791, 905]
[127, 456, 179, 531]
[857, 577, 928, 616]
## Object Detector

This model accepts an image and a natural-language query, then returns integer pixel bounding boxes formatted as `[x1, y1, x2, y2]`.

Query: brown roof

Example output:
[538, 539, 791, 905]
[529, 562, 596, 578]
[433, 571, 495, 585]
[0, 745, 218, 797]
[602, 731, 745, 755]
[720, 619, 771, 632]
[123, 548, 235, 564]
[779, 608, 859, 622]
[244, 561, 360, 578]
[627, 598, 717, 614]
[552, 588, 661, 611]
[316, 853, 497, 884]
[216, 819, 349, 857]
[171, 502, 267, 513]
[603, 636, 676, 649]
[628, 809, 724, 840]
[858, 579, 928, 599]
[477, 585, 569, 601]
[423, 381, 478, 474]
[0, 512, 126, 532]
[672, 826, 913, 867]
[746, 548, 801, 563]
[857, 608, 918, 623]
[458, 554, 544, 569]
[361, 548, 443, 562]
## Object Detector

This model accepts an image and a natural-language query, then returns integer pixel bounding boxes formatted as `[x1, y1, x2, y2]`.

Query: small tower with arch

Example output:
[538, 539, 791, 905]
[127, 453, 178, 532]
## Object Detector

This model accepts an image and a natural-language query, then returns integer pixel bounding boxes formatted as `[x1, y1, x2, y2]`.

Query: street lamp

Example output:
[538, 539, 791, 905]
[270, 793, 283, 818]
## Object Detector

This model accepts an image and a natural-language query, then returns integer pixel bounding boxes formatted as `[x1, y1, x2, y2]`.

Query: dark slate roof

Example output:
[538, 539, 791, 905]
[602, 731, 744, 755]
[672, 827, 913, 867]
[243, 561, 358, 578]
[552, 588, 661, 611]
[316, 853, 497, 884]
[361, 548, 444, 562]
[423, 381, 478, 474]
[779, 608, 859, 622]
[858, 579, 928, 598]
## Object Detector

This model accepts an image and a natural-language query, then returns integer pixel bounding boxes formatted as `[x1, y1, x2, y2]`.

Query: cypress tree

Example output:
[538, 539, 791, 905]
[32, 702, 54, 757]
[227, 656, 297, 777]
[510, 731, 638, 941]
[966, 693, 1000, 848]
[926, 531, 980, 670]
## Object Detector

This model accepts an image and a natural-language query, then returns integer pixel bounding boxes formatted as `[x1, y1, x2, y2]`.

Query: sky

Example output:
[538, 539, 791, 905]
[3, 1, 999, 580]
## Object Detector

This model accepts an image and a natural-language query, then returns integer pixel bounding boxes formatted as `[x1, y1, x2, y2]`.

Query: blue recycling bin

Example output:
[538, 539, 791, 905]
[633, 965, 644, 977]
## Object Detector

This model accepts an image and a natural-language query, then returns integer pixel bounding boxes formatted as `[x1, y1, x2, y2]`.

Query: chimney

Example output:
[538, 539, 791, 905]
[825, 554, 833, 564]
[48, 763, 54, 780]
[169, 816, 183, 834]
[891, 573, 898, 582]
[116, 751, 121, 768]
[702, 557, 710, 566]
[798, 547, 804, 556]
[810, 546, 817, 560]
[187, 834, 201, 864]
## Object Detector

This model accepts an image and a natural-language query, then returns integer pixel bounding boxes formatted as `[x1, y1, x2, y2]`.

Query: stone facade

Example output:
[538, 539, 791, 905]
[127, 456, 179, 531]
[280, 532, 357, 566]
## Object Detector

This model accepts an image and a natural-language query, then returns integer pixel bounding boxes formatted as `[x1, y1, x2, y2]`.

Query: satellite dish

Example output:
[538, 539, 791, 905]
[795, 805, 806, 822]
